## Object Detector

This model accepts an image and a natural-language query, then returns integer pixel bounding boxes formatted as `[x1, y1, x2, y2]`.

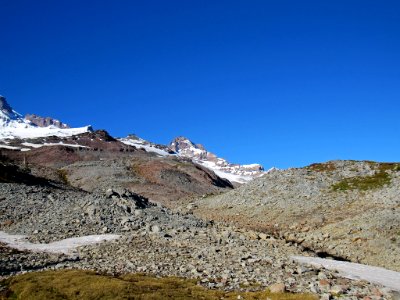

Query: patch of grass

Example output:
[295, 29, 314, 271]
[306, 162, 336, 172]
[376, 162, 400, 172]
[57, 169, 70, 185]
[130, 162, 145, 177]
[239, 281, 262, 289]
[0, 270, 317, 300]
[332, 171, 391, 192]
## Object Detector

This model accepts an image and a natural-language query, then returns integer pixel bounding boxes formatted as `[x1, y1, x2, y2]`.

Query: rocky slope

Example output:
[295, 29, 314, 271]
[0, 179, 394, 299]
[193, 160, 400, 272]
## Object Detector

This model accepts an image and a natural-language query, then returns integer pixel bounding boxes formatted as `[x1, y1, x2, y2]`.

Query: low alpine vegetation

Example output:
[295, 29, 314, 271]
[331, 171, 391, 191]
[0, 270, 317, 300]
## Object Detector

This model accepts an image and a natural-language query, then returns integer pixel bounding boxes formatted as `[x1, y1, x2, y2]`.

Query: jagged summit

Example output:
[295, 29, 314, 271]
[25, 114, 70, 129]
[169, 136, 265, 184]
[170, 137, 209, 161]
[0, 96, 22, 122]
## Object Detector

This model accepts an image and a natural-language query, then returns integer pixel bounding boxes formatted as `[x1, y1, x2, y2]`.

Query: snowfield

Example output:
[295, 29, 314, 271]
[0, 103, 92, 141]
[0, 231, 120, 255]
[293, 256, 400, 292]
[0, 125, 92, 141]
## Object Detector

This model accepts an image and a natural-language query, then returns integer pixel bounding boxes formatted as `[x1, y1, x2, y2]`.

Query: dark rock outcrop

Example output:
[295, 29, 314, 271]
[25, 114, 70, 128]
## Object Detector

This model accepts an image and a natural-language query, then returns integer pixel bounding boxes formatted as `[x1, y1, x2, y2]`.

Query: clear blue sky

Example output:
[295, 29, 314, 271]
[1, 1, 400, 169]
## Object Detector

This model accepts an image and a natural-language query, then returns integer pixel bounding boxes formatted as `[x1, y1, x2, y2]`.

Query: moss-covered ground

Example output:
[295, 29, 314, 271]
[0, 270, 317, 300]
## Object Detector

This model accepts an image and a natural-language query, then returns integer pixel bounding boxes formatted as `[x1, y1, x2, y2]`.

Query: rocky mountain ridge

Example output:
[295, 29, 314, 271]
[170, 136, 266, 184]
[25, 113, 70, 129]
[120, 135, 267, 184]
[0, 97, 234, 207]
[0, 96, 265, 184]
[0, 96, 91, 140]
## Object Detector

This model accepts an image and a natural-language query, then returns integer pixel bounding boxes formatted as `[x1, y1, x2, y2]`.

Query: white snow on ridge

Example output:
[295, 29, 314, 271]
[198, 160, 255, 183]
[0, 231, 120, 255]
[119, 138, 172, 157]
[210, 167, 253, 184]
[121, 136, 265, 184]
[0, 125, 91, 141]
[293, 256, 400, 292]
[170, 137, 267, 184]
[0, 97, 91, 141]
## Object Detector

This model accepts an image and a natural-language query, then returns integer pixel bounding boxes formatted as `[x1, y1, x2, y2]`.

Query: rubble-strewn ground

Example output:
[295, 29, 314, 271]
[194, 160, 400, 272]
[0, 183, 397, 299]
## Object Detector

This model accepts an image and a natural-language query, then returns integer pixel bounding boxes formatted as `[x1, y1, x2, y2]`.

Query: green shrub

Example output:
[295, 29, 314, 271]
[57, 169, 69, 185]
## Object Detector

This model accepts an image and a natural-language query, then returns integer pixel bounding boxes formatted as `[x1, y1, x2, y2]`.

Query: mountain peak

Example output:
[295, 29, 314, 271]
[169, 136, 265, 184]
[0, 96, 20, 120]
[0, 96, 92, 140]
[170, 136, 205, 152]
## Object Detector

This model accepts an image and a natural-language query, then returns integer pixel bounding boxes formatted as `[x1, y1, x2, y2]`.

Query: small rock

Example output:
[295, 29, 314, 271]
[151, 225, 161, 233]
[330, 285, 343, 296]
[269, 283, 286, 293]
[105, 189, 115, 198]
[320, 294, 331, 300]
[258, 233, 268, 240]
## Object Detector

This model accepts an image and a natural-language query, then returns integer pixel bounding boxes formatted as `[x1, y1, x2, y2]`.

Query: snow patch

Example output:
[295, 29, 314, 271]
[292, 256, 400, 292]
[0, 231, 120, 255]
[119, 138, 172, 156]
[21, 142, 90, 149]
[0, 144, 20, 150]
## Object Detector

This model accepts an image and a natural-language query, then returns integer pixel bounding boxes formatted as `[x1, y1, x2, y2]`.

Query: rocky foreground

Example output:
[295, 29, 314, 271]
[194, 160, 400, 273]
[0, 183, 398, 299]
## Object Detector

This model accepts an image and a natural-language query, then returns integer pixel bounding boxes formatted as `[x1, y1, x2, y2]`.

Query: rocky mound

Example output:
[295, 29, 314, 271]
[0, 130, 233, 206]
[61, 155, 233, 206]
[194, 160, 400, 272]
